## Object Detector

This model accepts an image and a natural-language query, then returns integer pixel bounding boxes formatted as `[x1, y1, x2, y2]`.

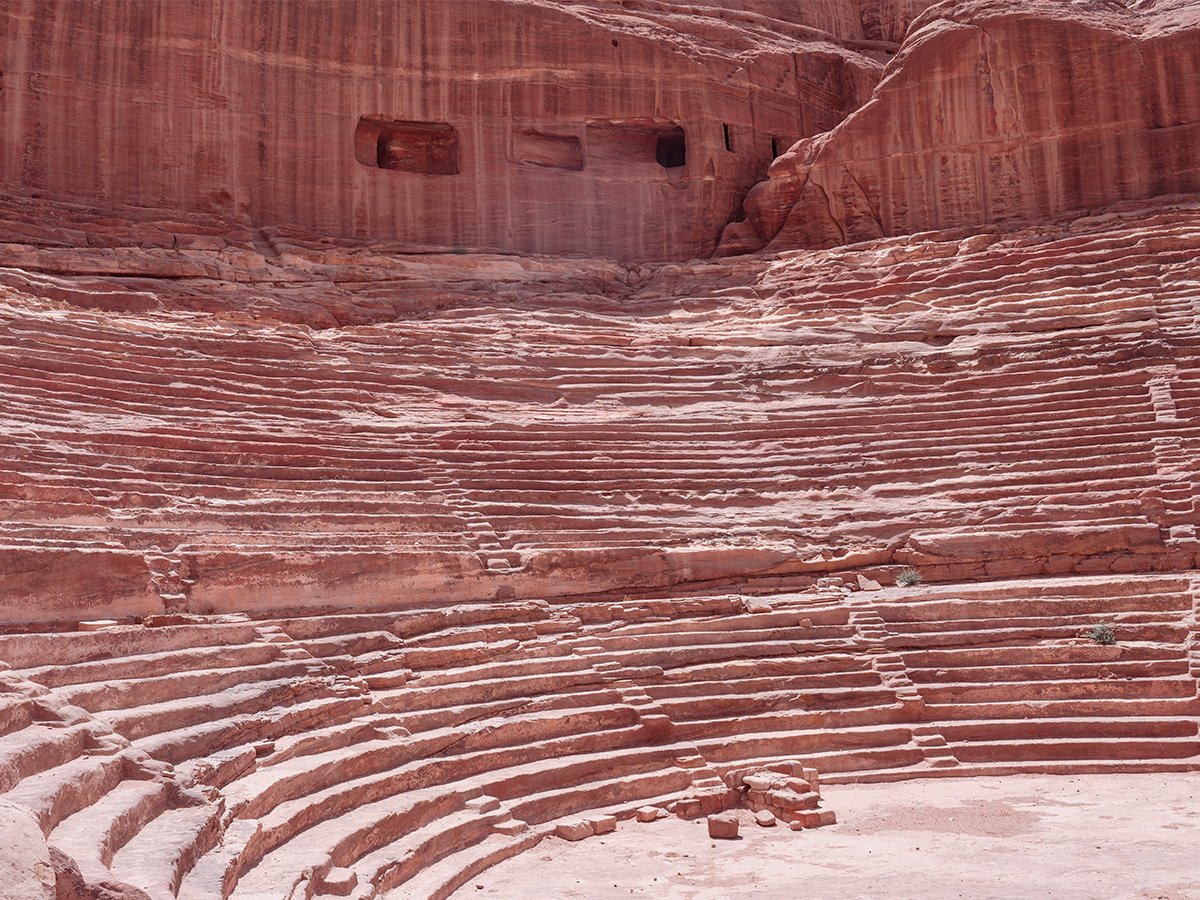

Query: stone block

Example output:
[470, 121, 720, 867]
[319, 867, 358, 896]
[768, 788, 819, 811]
[466, 795, 501, 813]
[78, 620, 119, 632]
[707, 813, 739, 839]
[494, 818, 529, 836]
[754, 810, 777, 827]
[791, 808, 837, 828]
[588, 815, 617, 835]
[556, 820, 594, 841]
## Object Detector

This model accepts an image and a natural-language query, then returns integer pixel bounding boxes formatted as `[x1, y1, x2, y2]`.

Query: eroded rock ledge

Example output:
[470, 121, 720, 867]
[1, 190, 1198, 622]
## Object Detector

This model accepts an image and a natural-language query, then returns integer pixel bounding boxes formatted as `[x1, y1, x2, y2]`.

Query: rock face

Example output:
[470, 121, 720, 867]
[0, 0, 900, 262]
[0, 800, 55, 900]
[719, 0, 1200, 253]
[6, 1, 1198, 262]
[1, 0, 1200, 896]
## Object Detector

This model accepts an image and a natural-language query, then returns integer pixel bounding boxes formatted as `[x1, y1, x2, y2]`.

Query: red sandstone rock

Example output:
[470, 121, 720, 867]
[0, 576, 1191, 894]
[2, 188, 1199, 622]
[0, 800, 54, 900]
[721, 0, 1200, 254]
[556, 821, 595, 842]
[0, 0, 894, 262]
[589, 815, 618, 835]
[707, 813, 740, 840]
[50, 850, 152, 900]
[0, 1, 1197, 895]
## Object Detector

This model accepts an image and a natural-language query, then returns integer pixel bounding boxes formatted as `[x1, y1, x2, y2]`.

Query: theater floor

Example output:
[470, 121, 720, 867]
[456, 773, 1200, 900]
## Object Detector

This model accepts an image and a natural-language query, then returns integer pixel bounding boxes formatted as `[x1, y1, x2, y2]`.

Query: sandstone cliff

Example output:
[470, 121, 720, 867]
[0, 0, 902, 262]
[718, 0, 1200, 253]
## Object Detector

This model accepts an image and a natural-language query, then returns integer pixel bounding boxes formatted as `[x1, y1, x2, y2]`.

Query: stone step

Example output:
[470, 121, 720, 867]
[907, 658, 1191, 684]
[109, 800, 223, 897]
[59, 658, 317, 714]
[347, 807, 512, 896]
[133, 693, 368, 766]
[49, 779, 169, 883]
[951, 736, 1200, 764]
[378, 830, 542, 900]
[0, 721, 113, 792]
[920, 676, 1198, 705]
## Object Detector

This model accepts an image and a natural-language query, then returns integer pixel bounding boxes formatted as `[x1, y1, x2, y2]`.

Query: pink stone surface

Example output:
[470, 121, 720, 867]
[0, 1, 1199, 896]
[454, 775, 1200, 899]
[721, 0, 1200, 253]
[706, 813, 739, 839]
[0, 0, 891, 262]
[0, 800, 54, 900]
[0, 188, 1199, 621]
[0, 574, 1193, 896]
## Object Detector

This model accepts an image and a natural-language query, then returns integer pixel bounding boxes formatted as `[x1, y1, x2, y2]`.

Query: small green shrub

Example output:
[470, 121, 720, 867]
[1085, 622, 1116, 645]
[895, 567, 922, 588]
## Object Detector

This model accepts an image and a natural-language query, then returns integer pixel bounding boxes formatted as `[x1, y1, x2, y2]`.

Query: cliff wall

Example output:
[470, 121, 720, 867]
[0, 0, 894, 261]
[719, 0, 1200, 253]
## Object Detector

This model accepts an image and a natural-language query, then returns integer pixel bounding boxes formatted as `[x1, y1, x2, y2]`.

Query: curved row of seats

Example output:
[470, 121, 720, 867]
[1, 573, 1197, 897]
[1, 194, 1199, 622]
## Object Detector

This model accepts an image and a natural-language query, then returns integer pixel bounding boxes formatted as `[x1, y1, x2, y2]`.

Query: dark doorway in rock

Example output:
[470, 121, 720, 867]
[656, 127, 687, 168]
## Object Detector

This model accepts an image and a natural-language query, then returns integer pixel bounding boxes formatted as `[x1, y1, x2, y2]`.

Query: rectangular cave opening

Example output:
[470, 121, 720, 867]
[585, 121, 687, 170]
[723, 123, 734, 152]
[353, 116, 460, 175]
[512, 128, 584, 170]
[771, 136, 781, 158]
[656, 127, 687, 168]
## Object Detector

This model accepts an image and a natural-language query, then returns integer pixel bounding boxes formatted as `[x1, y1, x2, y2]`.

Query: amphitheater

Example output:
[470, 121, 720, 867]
[1, 0, 1200, 898]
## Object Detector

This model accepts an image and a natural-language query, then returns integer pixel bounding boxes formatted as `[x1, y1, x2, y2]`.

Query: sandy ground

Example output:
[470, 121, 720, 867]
[453, 774, 1200, 899]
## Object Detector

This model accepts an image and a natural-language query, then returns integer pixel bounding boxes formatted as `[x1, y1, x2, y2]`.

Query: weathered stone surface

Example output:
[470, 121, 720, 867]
[1, 189, 1199, 622]
[556, 820, 595, 842]
[0, 801, 54, 900]
[0, 2, 1198, 895]
[588, 814, 618, 835]
[0, 0, 895, 262]
[721, 0, 1200, 253]
[51, 850, 152, 900]
[0, 573, 1191, 894]
[707, 813, 740, 839]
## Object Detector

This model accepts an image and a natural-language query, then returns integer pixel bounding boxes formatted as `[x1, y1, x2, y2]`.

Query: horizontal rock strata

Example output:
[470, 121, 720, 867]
[0, 0, 907, 261]
[1, 191, 1198, 621]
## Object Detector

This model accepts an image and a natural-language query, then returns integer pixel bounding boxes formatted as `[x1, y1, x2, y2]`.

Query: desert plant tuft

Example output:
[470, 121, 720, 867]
[895, 567, 922, 587]
[1085, 622, 1116, 645]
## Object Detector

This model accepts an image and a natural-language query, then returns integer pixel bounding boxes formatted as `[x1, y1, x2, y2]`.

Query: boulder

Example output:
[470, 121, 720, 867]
[707, 813, 740, 840]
